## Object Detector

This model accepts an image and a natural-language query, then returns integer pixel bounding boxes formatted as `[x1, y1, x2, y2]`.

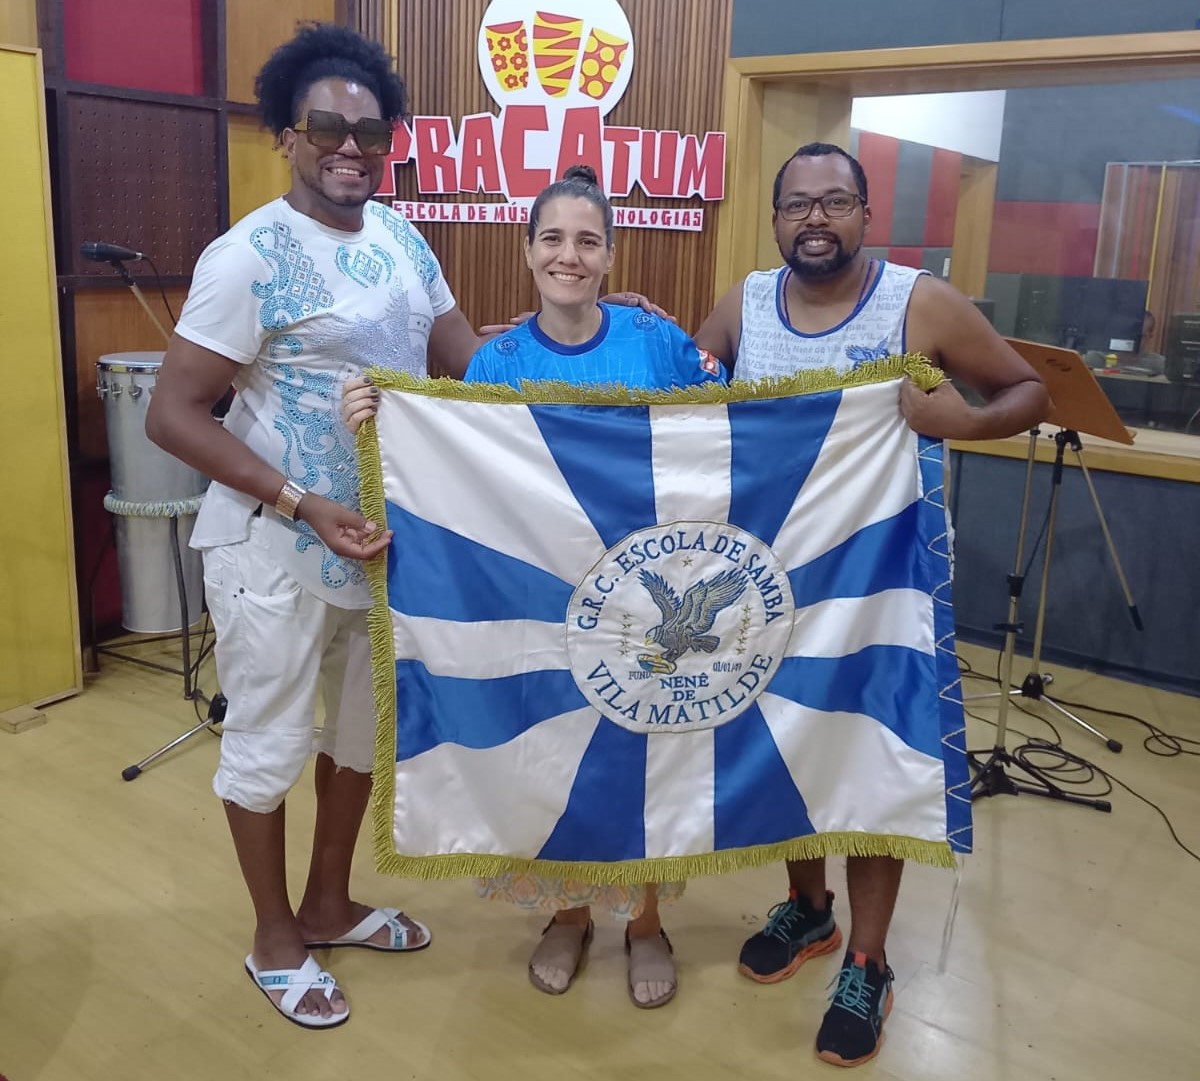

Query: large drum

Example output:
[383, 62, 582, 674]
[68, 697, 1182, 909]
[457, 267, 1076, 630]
[97, 352, 210, 633]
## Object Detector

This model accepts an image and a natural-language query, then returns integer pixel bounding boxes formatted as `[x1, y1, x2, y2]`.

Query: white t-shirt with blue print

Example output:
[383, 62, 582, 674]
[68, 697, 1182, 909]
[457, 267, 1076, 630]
[466, 303, 725, 390]
[178, 197, 455, 608]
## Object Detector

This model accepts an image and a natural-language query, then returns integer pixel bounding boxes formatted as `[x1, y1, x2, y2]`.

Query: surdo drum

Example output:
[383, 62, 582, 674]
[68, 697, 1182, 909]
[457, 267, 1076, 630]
[97, 352, 209, 633]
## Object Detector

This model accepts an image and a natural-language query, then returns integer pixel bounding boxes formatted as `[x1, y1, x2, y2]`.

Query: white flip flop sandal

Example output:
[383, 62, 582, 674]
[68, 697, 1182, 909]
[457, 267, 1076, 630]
[244, 954, 348, 1029]
[305, 906, 432, 952]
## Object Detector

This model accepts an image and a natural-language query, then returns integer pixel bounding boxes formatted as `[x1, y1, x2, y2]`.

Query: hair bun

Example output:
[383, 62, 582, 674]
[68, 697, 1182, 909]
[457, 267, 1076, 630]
[562, 163, 598, 186]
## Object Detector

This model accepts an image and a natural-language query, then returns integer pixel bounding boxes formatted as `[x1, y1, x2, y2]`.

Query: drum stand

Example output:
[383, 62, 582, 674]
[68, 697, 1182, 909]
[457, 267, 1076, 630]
[113, 514, 226, 780]
[96, 514, 210, 694]
[966, 427, 1142, 809]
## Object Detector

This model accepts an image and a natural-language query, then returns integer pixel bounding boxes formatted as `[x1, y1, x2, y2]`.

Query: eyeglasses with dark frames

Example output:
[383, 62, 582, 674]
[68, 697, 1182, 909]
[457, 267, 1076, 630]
[292, 110, 394, 156]
[776, 192, 862, 221]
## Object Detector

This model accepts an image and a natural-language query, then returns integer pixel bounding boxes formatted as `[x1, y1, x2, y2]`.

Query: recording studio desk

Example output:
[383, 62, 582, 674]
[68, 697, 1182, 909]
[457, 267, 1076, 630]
[950, 425, 1200, 484]
[947, 420, 1199, 695]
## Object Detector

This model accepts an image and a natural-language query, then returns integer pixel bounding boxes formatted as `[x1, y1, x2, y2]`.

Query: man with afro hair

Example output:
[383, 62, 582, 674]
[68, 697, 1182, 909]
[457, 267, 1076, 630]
[147, 22, 485, 1028]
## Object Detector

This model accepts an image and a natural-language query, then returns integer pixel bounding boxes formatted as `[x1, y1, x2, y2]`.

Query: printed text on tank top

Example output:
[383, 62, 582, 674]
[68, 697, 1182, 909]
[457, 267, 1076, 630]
[779, 258, 880, 338]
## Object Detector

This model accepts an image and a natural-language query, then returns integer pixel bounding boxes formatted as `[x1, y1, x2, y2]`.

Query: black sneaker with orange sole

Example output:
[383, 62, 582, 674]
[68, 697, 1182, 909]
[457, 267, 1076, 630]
[815, 949, 895, 1068]
[737, 889, 843, 984]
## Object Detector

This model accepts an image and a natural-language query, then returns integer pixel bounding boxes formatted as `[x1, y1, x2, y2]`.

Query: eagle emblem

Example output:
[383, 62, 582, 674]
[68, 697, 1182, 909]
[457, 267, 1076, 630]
[636, 568, 748, 675]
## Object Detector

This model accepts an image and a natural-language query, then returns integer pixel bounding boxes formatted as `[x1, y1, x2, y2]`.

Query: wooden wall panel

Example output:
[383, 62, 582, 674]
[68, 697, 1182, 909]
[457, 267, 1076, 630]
[228, 113, 290, 225]
[72, 286, 189, 461]
[391, 0, 732, 334]
[0, 0, 39, 48]
[950, 158, 998, 300]
[226, 0, 337, 104]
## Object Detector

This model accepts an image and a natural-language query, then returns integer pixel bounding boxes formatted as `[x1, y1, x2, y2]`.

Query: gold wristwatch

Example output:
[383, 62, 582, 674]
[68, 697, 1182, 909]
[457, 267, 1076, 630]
[274, 479, 307, 521]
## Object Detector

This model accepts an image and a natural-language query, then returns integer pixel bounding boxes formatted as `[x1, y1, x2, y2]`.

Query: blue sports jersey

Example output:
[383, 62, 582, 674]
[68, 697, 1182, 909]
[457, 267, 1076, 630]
[465, 303, 726, 390]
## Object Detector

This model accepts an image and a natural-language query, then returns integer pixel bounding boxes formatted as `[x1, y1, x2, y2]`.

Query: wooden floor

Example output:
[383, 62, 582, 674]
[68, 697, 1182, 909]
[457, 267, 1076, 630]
[1, 639, 1197, 1081]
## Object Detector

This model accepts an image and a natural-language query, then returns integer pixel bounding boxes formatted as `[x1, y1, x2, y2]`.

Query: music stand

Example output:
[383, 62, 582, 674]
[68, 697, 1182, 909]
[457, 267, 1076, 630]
[967, 339, 1143, 809]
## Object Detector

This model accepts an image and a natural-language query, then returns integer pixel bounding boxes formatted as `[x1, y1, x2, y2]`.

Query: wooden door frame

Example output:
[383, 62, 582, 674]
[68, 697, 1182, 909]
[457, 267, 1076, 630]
[714, 30, 1200, 298]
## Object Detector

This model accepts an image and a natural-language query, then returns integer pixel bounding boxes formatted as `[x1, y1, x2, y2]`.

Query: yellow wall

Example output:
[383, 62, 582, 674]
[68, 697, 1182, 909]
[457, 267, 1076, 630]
[228, 115, 291, 224]
[0, 46, 81, 712]
[0, 1, 39, 49]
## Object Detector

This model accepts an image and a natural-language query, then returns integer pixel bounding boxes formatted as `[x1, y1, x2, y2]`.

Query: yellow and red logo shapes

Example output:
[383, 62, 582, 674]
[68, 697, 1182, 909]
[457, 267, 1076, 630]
[484, 19, 530, 91]
[477, 0, 634, 117]
[533, 12, 584, 98]
[578, 27, 629, 100]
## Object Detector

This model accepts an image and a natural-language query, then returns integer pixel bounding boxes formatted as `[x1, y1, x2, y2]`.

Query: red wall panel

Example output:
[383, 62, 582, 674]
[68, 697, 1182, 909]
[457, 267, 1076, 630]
[64, 0, 204, 96]
[856, 132, 899, 247]
[886, 246, 925, 269]
[924, 147, 961, 247]
[988, 201, 1101, 276]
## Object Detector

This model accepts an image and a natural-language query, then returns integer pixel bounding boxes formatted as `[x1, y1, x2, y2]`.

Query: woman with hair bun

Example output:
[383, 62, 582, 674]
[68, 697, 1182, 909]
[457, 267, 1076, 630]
[464, 164, 723, 395]
[342, 164, 721, 1008]
[465, 164, 724, 1010]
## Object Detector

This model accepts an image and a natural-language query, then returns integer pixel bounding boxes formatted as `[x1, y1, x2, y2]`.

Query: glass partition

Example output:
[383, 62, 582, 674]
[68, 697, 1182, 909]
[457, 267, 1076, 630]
[849, 78, 1200, 440]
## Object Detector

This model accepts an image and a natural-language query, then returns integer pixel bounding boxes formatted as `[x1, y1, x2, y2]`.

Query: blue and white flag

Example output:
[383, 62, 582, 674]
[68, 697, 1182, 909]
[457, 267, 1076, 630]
[360, 363, 971, 883]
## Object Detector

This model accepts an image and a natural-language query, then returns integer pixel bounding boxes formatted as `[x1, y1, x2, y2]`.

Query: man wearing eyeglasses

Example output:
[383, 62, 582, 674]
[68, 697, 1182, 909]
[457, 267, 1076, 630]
[144, 24, 495, 1030]
[695, 143, 1049, 1068]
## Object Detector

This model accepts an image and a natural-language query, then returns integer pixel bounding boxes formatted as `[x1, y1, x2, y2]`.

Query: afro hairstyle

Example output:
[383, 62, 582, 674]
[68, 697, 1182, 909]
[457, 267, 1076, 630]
[255, 22, 407, 136]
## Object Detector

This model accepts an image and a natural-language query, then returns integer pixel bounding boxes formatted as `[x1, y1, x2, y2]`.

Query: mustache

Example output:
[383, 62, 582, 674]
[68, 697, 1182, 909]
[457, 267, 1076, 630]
[794, 231, 840, 248]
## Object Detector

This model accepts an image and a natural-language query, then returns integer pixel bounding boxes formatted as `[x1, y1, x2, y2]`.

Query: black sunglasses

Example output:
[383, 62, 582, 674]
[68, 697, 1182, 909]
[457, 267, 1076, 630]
[292, 110, 394, 156]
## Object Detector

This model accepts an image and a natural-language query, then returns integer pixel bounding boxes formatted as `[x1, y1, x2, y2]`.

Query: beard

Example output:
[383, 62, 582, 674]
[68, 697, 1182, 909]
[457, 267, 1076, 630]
[297, 162, 374, 208]
[783, 232, 860, 279]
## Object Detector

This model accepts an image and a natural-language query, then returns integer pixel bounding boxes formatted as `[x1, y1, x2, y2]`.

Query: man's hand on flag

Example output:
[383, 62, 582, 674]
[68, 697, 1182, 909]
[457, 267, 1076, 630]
[299, 492, 392, 560]
[899, 377, 980, 440]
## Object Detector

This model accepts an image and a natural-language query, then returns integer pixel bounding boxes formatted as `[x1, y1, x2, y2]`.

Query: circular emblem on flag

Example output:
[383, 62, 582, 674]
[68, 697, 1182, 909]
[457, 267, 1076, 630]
[566, 520, 796, 734]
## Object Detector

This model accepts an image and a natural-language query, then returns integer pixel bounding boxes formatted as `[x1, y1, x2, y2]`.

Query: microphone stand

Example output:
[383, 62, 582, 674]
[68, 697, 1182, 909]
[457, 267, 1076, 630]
[108, 259, 172, 345]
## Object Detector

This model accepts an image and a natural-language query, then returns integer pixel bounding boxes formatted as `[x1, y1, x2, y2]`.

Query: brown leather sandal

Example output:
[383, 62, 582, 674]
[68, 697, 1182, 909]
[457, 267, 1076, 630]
[625, 927, 677, 1009]
[527, 917, 594, 995]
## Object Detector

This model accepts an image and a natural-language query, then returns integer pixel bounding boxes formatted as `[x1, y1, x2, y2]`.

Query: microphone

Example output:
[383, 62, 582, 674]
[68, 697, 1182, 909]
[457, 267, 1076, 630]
[81, 241, 144, 262]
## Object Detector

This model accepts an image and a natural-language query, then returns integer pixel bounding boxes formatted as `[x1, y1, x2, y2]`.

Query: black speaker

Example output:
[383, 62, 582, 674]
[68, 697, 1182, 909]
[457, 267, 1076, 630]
[1164, 314, 1200, 383]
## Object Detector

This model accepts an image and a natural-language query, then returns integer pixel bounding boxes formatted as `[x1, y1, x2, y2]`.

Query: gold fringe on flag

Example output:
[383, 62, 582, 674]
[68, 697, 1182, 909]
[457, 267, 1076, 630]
[361, 353, 944, 406]
[357, 355, 956, 882]
[373, 832, 956, 886]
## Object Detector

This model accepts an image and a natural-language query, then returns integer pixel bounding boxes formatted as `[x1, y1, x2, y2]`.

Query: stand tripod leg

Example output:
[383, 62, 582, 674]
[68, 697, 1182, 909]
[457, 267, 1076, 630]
[1013, 431, 1124, 752]
[120, 518, 222, 780]
[967, 430, 1115, 806]
[1070, 446, 1143, 631]
[1005, 432, 1119, 750]
[967, 429, 1035, 733]
[169, 515, 194, 699]
[122, 693, 226, 781]
[967, 745, 1112, 811]
[1038, 695, 1122, 752]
